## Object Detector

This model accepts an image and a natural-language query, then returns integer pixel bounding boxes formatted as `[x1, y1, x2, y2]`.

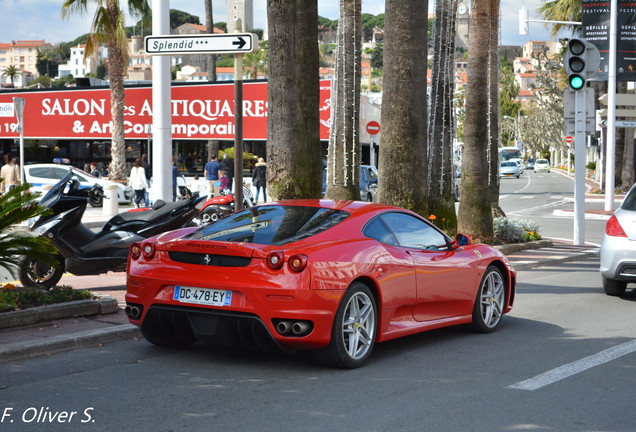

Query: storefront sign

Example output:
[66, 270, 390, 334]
[0, 81, 332, 140]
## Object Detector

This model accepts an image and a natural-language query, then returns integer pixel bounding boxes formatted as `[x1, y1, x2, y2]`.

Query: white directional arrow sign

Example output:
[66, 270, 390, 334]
[145, 33, 257, 55]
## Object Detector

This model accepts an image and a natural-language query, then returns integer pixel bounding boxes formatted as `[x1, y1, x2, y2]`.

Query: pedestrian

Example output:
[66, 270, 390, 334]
[128, 158, 149, 208]
[189, 175, 203, 198]
[203, 155, 220, 199]
[172, 160, 180, 201]
[218, 169, 229, 193]
[220, 153, 234, 192]
[253, 157, 267, 203]
[141, 153, 152, 207]
[89, 162, 100, 177]
[0, 153, 20, 193]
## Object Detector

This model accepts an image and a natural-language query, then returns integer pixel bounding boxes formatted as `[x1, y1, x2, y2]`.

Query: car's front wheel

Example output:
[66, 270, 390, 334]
[312, 282, 377, 368]
[469, 266, 506, 333]
[18, 254, 65, 289]
[602, 276, 627, 296]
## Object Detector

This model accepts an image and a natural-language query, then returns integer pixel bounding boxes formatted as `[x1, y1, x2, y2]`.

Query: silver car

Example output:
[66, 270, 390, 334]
[498, 161, 520, 178]
[600, 183, 636, 296]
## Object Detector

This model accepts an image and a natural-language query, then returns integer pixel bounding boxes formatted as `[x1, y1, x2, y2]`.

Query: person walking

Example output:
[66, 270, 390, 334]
[204, 155, 220, 199]
[141, 153, 152, 206]
[253, 157, 267, 203]
[128, 158, 149, 208]
[0, 153, 20, 193]
[220, 153, 234, 192]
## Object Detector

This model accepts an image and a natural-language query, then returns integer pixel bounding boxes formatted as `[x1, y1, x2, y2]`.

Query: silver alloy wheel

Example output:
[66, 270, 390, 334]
[341, 291, 376, 360]
[479, 269, 505, 328]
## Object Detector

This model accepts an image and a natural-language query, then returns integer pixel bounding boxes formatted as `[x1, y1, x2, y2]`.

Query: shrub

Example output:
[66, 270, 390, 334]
[493, 217, 541, 243]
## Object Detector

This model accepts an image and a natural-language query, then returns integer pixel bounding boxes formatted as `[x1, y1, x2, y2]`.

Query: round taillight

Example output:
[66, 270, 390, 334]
[288, 254, 308, 272]
[130, 243, 141, 260]
[267, 251, 285, 270]
[606, 214, 627, 237]
[141, 242, 156, 259]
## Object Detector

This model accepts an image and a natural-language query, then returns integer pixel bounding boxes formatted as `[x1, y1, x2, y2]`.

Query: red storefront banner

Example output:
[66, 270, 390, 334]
[0, 80, 332, 140]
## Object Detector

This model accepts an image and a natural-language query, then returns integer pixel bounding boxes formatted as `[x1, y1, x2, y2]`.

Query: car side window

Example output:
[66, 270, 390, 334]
[380, 212, 448, 250]
[52, 168, 70, 180]
[363, 217, 398, 246]
[29, 167, 52, 178]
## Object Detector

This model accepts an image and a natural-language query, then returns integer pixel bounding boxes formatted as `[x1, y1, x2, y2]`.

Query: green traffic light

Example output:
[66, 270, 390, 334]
[569, 75, 585, 90]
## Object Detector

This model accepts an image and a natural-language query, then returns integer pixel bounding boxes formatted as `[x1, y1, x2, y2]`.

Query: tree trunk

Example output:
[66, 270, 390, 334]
[266, 0, 322, 200]
[427, 0, 458, 231]
[205, 0, 217, 81]
[325, 0, 362, 201]
[107, 40, 127, 180]
[621, 127, 635, 190]
[378, 0, 428, 214]
[457, 0, 495, 239]
[487, 0, 502, 218]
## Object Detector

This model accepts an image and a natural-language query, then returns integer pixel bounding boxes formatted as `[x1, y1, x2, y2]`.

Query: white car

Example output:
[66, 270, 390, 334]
[24, 163, 133, 207]
[509, 158, 524, 174]
[600, 183, 636, 296]
[534, 159, 551, 173]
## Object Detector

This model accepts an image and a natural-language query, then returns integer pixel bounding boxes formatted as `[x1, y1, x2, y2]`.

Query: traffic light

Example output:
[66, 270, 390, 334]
[564, 38, 601, 91]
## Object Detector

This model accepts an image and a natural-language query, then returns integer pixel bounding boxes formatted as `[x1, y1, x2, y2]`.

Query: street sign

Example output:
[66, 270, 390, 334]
[145, 33, 257, 55]
[0, 103, 13, 117]
[564, 118, 595, 135]
[565, 136, 574, 144]
[563, 87, 595, 119]
[615, 120, 636, 128]
[366, 121, 380, 135]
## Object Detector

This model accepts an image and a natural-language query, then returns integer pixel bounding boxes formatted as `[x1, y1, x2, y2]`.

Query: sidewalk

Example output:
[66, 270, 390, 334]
[0, 237, 599, 363]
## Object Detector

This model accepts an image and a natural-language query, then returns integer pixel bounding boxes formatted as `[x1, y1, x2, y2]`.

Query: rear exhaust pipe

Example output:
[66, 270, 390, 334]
[276, 320, 292, 335]
[125, 305, 142, 320]
[291, 321, 311, 336]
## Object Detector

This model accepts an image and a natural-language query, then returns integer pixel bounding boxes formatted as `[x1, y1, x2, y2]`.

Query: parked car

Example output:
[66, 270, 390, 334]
[24, 163, 133, 207]
[322, 164, 378, 202]
[525, 158, 536, 170]
[534, 159, 551, 173]
[125, 200, 516, 368]
[600, 183, 636, 296]
[499, 161, 521, 178]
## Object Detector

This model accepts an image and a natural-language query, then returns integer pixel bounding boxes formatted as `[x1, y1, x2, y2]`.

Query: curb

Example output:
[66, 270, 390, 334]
[0, 296, 119, 330]
[0, 324, 141, 363]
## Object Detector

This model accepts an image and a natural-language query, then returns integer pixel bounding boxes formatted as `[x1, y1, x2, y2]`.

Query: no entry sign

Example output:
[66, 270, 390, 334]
[366, 121, 380, 135]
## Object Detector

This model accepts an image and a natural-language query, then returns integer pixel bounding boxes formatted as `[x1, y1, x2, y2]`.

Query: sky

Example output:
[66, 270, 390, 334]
[0, 0, 570, 47]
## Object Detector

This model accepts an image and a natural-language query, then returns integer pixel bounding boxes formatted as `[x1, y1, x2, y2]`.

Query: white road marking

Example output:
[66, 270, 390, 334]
[507, 339, 636, 391]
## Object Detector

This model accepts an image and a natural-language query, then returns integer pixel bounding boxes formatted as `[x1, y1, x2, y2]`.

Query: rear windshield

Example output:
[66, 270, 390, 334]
[500, 162, 516, 167]
[187, 205, 350, 245]
[622, 186, 636, 211]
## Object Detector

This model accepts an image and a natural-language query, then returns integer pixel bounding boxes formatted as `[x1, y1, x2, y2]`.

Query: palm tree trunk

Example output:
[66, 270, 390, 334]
[325, 0, 362, 201]
[457, 0, 495, 238]
[266, 0, 322, 200]
[487, 0, 503, 217]
[108, 41, 127, 180]
[378, 0, 428, 214]
[428, 0, 458, 230]
[205, 0, 217, 81]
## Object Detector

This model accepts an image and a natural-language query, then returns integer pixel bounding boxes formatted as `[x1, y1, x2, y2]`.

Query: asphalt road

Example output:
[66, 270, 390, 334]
[1, 257, 634, 431]
[499, 169, 610, 245]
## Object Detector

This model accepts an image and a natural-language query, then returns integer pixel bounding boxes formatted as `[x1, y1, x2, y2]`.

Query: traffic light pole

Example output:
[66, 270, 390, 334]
[574, 91, 586, 246]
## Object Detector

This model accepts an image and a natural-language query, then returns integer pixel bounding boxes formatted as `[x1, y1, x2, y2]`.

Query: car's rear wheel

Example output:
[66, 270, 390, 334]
[469, 266, 505, 333]
[602, 276, 627, 296]
[18, 254, 64, 289]
[312, 282, 377, 368]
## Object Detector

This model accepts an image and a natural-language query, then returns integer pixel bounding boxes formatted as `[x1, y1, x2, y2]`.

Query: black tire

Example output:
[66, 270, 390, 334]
[18, 254, 65, 289]
[469, 266, 506, 333]
[312, 282, 377, 369]
[602, 276, 627, 297]
[88, 193, 103, 208]
[140, 309, 195, 349]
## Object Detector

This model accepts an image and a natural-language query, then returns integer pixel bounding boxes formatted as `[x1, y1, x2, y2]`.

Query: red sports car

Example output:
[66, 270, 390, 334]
[125, 200, 516, 368]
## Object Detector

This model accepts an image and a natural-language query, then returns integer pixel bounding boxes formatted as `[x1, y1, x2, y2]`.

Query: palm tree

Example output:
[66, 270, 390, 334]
[325, 0, 362, 201]
[537, 0, 581, 38]
[1, 65, 19, 86]
[266, 0, 322, 200]
[457, 0, 497, 238]
[377, 0, 428, 215]
[0, 182, 59, 280]
[243, 43, 268, 79]
[427, 0, 458, 229]
[61, 0, 150, 180]
[204, 0, 216, 81]
[486, 0, 502, 217]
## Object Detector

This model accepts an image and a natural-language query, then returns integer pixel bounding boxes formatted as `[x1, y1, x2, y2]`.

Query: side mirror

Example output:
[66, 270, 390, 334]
[456, 233, 472, 246]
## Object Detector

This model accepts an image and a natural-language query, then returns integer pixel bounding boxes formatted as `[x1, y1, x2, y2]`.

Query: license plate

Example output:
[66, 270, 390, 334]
[173, 286, 232, 307]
